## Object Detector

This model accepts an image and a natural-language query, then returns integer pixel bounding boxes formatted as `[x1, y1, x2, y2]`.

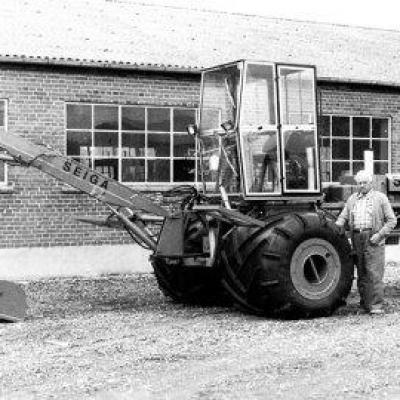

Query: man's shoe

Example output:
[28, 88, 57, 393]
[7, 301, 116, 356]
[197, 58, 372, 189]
[369, 307, 384, 315]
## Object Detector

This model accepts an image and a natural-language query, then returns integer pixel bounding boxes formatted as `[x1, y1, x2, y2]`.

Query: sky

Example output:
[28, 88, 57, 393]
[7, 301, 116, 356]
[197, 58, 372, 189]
[143, 0, 400, 31]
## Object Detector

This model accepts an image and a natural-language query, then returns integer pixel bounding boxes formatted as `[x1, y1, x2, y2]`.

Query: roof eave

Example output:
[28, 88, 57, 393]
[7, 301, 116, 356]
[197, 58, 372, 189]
[318, 76, 400, 89]
[0, 54, 201, 74]
[1, 55, 400, 88]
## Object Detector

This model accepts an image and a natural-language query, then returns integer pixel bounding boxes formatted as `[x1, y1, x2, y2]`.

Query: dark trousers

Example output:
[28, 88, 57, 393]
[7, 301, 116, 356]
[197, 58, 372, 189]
[352, 231, 385, 310]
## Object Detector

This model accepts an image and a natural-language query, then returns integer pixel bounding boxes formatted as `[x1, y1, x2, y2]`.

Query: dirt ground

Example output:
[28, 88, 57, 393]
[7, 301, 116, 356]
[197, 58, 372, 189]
[2, 266, 400, 400]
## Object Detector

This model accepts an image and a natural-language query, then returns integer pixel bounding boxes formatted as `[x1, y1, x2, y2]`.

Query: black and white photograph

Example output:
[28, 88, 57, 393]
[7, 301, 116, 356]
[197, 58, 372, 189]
[1, 0, 400, 398]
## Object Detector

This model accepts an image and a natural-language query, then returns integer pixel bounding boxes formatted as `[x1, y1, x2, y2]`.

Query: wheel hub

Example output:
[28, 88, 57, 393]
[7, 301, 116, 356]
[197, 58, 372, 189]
[290, 238, 341, 299]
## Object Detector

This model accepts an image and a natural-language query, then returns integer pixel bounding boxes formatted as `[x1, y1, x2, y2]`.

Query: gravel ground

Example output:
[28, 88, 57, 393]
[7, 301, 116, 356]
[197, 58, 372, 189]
[2, 266, 400, 399]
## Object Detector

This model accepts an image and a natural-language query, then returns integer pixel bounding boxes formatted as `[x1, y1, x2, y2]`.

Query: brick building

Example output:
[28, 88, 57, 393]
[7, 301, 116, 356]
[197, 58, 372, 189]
[0, 0, 400, 250]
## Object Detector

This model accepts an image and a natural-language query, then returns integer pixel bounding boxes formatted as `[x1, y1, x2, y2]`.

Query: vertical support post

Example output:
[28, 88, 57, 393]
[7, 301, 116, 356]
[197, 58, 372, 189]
[306, 147, 315, 190]
[219, 185, 231, 209]
[364, 149, 374, 176]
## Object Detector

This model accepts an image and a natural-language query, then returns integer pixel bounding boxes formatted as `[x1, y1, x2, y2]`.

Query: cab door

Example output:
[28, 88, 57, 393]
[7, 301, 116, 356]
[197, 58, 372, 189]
[239, 61, 281, 196]
[277, 65, 320, 194]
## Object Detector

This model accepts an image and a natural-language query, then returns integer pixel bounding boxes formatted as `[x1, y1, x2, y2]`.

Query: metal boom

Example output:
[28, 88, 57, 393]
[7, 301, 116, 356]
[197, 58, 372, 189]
[0, 132, 170, 250]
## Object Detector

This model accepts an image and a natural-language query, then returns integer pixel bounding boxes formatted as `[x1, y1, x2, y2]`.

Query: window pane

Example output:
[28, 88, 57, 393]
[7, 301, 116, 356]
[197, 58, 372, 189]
[242, 129, 280, 193]
[122, 133, 145, 157]
[122, 159, 145, 182]
[372, 140, 388, 160]
[320, 137, 331, 159]
[220, 136, 240, 193]
[320, 115, 330, 137]
[174, 134, 195, 157]
[332, 162, 350, 181]
[283, 129, 317, 190]
[200, 65, 241, 132]
[332, 116, 349, 137]
[353, 139, 370, 160]
[174, 159, 195, 182]
[321, 161, 330, 182]
[148, 133, 170, 157]
[94, 131, 118, 156]
[353, 117, 369, 138]
[242, 63, 276, 126]
[374, 162, 388, 174]
[332, 139, 349, 159]
[353, 161, 364, 175]
[148, 160, 170, 182]
[148, 108, 170, 131]
[66, 131, 92, 156]
[94, 105, 118, 130]
[0, 101, 5, 127]
[279, 67, 315, 125]
[122, 107, 145, 130]
[200, 108, 221, 132]
[173, 109, 196, 132]
[372, 118, 388, 138]
[94, 159, 118, 179]
[67, 104, 92, 129]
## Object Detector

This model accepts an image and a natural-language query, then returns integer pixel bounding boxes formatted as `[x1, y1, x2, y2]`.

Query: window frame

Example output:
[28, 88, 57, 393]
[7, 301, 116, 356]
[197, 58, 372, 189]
[277, 64, 320, 194]
[65, 103, 198, 189]
[320, 114, 391, 184]
[239, 61, 281, 196]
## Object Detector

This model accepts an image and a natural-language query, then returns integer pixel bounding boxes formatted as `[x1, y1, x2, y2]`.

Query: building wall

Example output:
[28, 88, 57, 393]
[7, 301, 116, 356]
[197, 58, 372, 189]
[0, 65, 400, 249]
[0, 64, 199, 248]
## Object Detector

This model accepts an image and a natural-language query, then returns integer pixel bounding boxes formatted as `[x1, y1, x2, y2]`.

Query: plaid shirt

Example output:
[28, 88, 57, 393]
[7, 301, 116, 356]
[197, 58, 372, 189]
[352, 190, 373, 230]
[336, 189, 396, 244]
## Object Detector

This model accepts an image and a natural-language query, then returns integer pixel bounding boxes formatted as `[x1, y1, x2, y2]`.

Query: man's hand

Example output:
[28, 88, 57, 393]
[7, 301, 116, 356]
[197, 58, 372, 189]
[370, 233, 380, 245]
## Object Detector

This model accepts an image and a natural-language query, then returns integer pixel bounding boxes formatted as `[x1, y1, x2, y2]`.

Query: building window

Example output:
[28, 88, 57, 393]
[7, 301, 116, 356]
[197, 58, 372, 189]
[0, 100, 7, 184]
[320, 115, 390, 182]
[66, 104, 197, 185]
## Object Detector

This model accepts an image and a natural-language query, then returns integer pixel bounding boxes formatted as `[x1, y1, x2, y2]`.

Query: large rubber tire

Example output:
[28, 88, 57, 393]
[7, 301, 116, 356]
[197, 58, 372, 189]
[151, 215, 225, 305]
[152, 259, 223, 305]
[220, 211, 354, 318]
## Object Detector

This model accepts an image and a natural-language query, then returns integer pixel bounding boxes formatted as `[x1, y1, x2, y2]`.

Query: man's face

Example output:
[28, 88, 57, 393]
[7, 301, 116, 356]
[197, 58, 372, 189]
[357, 179, 372, 195]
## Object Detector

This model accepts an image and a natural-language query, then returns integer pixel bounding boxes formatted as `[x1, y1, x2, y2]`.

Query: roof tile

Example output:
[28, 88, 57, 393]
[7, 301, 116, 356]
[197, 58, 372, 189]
[0, 0, 399, 84]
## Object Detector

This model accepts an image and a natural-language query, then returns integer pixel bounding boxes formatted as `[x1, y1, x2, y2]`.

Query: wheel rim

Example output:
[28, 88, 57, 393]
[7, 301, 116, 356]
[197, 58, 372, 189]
[290, 238, 341, 300]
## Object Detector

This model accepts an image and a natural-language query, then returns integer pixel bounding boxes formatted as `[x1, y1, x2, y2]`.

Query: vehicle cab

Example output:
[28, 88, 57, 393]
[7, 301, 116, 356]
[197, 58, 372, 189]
[197, 60, 320, 200]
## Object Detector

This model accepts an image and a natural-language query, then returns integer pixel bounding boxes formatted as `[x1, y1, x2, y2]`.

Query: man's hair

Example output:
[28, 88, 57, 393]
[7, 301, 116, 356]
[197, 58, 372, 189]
[355, 169, 373, 183]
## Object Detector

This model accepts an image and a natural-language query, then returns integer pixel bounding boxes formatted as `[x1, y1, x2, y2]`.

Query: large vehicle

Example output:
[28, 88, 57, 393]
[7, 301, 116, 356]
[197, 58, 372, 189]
[0, 60, 356, 319]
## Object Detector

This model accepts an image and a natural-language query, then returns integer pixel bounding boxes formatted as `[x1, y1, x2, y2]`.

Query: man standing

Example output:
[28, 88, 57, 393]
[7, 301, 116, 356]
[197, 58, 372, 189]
[336, 170, 397, 315]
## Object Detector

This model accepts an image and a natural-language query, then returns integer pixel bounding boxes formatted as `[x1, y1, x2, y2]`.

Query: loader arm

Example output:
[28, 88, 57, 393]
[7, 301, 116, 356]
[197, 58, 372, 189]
[0, 132, 169, 218]
[0, 132, 172, 251]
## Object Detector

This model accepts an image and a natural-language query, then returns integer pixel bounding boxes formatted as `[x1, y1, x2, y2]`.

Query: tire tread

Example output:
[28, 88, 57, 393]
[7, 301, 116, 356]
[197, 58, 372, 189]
[220, 212, 354, 318]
